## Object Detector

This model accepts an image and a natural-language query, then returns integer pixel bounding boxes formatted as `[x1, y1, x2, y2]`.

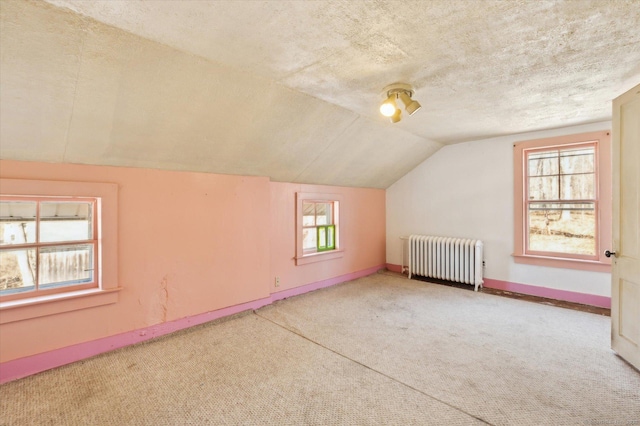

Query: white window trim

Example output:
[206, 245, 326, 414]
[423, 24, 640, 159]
[295, 192, 343, 265]
[0, 179, 120, 324]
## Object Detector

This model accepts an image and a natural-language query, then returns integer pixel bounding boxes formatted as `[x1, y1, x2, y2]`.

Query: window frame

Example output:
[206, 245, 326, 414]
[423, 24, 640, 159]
[296, 192, 343, 265]
[0, 179, 120, 324]
[513, 131, 612, 272]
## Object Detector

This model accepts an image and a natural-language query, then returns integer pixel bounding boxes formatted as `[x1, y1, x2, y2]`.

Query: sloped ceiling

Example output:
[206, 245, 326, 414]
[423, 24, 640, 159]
[1, 0, 639, 188]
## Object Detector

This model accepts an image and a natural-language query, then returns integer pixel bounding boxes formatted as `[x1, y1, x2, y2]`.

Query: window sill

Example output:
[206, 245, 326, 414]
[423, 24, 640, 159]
[0, 287, 121, 324]
[296, 249, 344, 265]
[512, 254, 611, 273]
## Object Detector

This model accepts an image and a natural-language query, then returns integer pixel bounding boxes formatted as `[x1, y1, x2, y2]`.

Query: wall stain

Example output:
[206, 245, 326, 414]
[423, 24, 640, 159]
[160, 275, 169, 322]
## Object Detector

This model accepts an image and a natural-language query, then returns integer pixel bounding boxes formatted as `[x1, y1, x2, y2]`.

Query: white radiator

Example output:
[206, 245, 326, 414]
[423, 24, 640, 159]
[408, 235, 484, 291]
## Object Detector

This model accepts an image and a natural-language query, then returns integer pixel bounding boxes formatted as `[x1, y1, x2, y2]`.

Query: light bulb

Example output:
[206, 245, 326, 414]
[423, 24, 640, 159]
[379, 96, 397, 117]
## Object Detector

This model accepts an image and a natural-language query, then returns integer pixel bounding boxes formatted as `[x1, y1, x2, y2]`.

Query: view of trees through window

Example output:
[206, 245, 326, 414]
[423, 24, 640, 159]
[526, 144, 596, 256]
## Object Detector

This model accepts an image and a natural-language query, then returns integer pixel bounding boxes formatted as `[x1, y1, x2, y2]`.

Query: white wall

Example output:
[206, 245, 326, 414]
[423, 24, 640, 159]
[386, 121, 612, 297]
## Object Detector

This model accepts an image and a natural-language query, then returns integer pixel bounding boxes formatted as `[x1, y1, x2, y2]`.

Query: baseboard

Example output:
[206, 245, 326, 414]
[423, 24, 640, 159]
[483, 278, 611, 309]
[386, 264, 610, 308]
[385, 263, 403, 273]
[271, 265, 384, 302]
[0, 264, 385, 384]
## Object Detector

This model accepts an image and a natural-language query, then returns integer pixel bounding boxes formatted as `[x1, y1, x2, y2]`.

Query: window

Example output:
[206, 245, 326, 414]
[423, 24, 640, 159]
[527, 145, 597, 257]
[302, 201, 336, 254]
[513, 131, 611, 271]
[1, 197, 98, 301]
[0, 178, 119, 324]
[296, 192, 342, 265]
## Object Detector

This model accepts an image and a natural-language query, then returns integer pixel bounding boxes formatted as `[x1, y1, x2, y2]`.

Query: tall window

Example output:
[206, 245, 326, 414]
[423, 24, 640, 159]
[0, 196, 98, 301]
[513, 131, 611, 271]
[302, 201, 336, 253]
[527, 144, 597, 257]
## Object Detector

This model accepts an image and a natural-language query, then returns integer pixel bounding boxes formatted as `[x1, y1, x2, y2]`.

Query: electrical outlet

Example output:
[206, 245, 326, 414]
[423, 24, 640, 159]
[275, 277, 280, 287]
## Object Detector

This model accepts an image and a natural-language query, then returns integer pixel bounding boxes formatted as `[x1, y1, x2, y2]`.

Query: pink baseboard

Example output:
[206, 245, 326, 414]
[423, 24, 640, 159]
[0, 265, 385, 384]
[271, 265, 383, 302]
[386, 264, 610, 308]
[483, 278, 611, 309]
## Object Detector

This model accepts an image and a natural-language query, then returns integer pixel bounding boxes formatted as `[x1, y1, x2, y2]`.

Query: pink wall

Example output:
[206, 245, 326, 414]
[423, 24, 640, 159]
[0, 161, 386, 371]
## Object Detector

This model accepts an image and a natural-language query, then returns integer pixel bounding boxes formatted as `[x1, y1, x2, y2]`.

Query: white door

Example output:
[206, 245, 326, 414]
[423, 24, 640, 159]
[611, 83, 640, 370]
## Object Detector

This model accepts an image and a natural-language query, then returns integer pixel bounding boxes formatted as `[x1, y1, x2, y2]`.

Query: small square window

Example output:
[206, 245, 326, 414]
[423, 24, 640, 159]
[0, 178, 119, 325]
[1, 197, 99, 301]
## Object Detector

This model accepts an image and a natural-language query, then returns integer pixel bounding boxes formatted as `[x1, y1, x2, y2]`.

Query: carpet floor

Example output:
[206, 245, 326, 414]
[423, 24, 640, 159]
[1, 272, 638, 425]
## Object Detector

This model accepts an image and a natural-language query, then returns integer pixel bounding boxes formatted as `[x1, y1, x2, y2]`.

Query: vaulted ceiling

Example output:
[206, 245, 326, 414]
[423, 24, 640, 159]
[1, 0, 639, 188]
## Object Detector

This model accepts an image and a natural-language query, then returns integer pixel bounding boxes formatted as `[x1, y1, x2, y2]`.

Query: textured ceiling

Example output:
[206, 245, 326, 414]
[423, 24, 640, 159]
[1, 0, 639, 188]
[44, 0, 640, 142]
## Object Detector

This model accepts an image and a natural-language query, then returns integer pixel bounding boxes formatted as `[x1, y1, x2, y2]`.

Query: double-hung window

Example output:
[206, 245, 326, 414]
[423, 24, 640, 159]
[513, 131, 611, 271]
[296, 192, 342, 265]
[302, 201, 336, 254]
[0, 178, 119, 324]
[0, 196, 98, 301]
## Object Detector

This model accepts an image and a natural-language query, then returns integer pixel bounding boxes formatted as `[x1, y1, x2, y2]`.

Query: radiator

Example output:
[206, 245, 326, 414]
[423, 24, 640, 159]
[408, 235, 484, 291]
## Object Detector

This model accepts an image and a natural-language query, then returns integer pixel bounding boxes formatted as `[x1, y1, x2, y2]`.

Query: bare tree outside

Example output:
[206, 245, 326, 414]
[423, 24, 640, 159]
[527, 145, 596, 256]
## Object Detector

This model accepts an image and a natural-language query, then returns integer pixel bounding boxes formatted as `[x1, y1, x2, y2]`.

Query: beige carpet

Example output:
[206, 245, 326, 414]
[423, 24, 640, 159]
[1, 272, 638, 425]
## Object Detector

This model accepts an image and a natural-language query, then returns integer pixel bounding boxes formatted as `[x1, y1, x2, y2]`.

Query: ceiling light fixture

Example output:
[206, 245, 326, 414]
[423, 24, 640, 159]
[390, 107, 402, 123]
[379, 83, 421, 123]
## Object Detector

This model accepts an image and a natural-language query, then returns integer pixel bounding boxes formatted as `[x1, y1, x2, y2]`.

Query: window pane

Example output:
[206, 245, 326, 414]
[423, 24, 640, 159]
[316, 202, 332, 225]
[528, 176, 559, 200]
[302, 228, 316, 251]
[528, 151, 559, 176]
[316, 203, 326, 225]
[561, 174, 595, 200]
[327, 225, 335, 249]
[39, 244, 94, 287]
[318, 226, 327, 249]
[528, 202, 595, 256]
[560, 147, 594, 174]
[0, 201, 36, 245]
[302, 202, 315, 227]
[40, 202, 93, 243]
[0, 248, 36, 295]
